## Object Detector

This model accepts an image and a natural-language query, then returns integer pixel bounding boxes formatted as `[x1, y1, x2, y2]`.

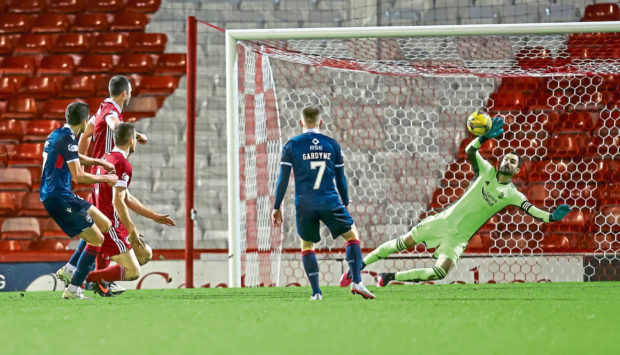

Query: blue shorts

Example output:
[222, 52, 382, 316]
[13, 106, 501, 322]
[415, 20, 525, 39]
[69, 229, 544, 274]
[295, 204, 354, 243]
[42, 194, 94, 238]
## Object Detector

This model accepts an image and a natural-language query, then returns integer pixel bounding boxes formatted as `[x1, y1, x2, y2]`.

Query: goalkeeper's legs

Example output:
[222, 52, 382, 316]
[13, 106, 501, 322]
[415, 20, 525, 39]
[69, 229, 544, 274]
[363, 232, 416, 266]
[377, 255, 454, 287]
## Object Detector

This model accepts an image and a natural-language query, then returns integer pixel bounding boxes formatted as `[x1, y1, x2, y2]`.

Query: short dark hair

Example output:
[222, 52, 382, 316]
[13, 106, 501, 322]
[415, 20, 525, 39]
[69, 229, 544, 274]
[65, 102, 90, 126]
[302, 106, 320, 124]
[109, 75, 130, 97]
[114, 122, 135, 146]
[506, 151, 523, 168]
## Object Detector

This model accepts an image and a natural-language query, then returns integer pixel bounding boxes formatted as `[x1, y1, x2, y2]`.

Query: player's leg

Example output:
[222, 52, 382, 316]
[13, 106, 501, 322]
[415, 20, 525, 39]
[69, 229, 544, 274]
[340, 227, 376, 299]
[301, 239, 322, 300]
[377, 255, 454, 287]
[63, 222, 104, 299]
[133, 237, 153, 266]
[362, 231, 416, 267]
[296, 207, 323, 300]
[87, 249, 141, 283]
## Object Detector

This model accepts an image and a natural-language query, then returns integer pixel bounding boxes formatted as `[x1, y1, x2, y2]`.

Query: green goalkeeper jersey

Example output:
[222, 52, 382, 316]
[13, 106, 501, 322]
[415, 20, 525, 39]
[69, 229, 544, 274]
[420, 138, 552, 243]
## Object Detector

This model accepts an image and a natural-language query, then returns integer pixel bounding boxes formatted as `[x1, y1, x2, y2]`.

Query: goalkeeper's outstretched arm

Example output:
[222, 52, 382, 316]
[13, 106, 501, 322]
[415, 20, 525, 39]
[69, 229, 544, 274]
[519, 201, 572, 223]
[465, 115, 504, 175]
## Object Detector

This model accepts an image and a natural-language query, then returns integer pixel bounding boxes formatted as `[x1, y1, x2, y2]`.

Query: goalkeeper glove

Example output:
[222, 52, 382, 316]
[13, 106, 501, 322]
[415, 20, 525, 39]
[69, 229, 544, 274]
[550, 204, 572, 222]
[481, 116, 505, 140]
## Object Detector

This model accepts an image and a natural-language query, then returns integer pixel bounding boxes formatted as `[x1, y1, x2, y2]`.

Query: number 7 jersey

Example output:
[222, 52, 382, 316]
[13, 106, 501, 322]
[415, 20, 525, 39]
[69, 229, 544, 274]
[280, 130, 345, 209]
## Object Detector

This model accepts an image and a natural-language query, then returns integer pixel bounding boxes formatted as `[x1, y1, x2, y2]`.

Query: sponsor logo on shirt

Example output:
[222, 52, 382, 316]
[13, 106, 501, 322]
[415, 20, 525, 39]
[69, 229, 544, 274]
[481, 186, 498, 206]
[68, 145, 78, 152]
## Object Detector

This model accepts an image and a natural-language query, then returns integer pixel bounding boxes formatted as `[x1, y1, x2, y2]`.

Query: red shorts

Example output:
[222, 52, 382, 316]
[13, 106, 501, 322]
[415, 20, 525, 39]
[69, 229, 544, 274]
[100, 227, 132, 258]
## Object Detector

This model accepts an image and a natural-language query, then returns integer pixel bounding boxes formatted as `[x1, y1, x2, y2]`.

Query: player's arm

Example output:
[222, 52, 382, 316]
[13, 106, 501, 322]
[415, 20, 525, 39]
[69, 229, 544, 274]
[124, 192, 175, 226]
[106, 113, 147, 145]
[517, 195, 572, 223]
[334, 142, 349, 206]
[67, 161, 116, 186]
[77, 153, 115, 172]
[77, 118, 94, 155]
[272, 143, 292, 227]
[465, 115, 504, 174]
[112, 186, 144, 248]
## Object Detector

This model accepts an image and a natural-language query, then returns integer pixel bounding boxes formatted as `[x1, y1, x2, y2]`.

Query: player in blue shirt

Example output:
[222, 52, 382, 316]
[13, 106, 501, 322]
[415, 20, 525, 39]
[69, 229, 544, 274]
[41, 102, 118, 299]
[272, 106, 375, 300]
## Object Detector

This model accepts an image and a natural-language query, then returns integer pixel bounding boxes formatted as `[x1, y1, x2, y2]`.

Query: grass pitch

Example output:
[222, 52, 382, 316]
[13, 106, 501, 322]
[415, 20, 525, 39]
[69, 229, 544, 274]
[1, 282, 618, 355]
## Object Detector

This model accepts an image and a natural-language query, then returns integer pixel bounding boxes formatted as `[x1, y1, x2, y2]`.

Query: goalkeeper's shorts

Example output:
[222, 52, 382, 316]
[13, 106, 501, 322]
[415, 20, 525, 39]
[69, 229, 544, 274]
[409, 215, 468, 262]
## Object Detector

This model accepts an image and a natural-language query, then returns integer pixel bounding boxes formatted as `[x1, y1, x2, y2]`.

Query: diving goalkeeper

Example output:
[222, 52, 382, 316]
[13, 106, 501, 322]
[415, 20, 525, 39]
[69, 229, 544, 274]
[340, 116, 572, 287]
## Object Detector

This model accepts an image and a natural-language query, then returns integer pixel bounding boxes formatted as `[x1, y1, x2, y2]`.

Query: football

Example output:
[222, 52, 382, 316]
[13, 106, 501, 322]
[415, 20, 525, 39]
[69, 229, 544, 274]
[467, 111, 493, 136]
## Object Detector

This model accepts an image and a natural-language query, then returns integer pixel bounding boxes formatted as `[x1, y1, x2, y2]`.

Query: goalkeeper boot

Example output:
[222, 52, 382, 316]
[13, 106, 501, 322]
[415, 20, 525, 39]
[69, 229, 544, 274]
[62, 287, 92, 300]
[310, 293, 323, 301]
[376, 273, 395, 287]
[109, 282, 126, 296]
[339, 270, 352, 287]
[55, 266, 73, 287]
[350, 282, 376, 300]
[92, 280, 114, 297]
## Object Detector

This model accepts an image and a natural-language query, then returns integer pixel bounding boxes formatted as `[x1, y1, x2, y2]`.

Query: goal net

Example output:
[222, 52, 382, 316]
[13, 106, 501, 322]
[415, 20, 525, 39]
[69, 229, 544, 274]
[230, 24, 620, 287]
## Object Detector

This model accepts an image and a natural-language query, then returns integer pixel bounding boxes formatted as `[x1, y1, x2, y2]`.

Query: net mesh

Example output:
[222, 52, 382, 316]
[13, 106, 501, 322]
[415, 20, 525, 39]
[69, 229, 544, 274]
[236, 32, 620, 286]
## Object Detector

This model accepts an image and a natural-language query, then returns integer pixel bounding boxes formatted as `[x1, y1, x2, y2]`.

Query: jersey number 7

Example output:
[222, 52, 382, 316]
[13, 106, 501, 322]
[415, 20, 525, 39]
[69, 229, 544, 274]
[310, 161, 326, 190]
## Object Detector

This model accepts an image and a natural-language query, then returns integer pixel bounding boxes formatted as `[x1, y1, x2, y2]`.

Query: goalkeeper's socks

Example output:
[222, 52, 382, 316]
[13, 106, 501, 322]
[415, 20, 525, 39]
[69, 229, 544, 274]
[345, 239, 363, 283]
[363, 236, 408, 266]
[301, 250, 321, 296]
[395, 266, 447, 282]
[69, 243, 100, 288]
[66, 239, 87, 270]
[86, 264, 125, 283]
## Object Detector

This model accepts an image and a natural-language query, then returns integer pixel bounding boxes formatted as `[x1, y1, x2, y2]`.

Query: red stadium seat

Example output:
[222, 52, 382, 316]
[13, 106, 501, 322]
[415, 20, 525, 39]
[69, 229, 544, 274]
[0, 146, 8, 167]
[93, 74, 111, 97]
[0, 240, 22, 250]
[582, 3, 620, 21]
[60, 75, 96, 98]
[29, 238, 70, 250]
[40, 99, 75, 120]
[129, 33, 167, 53]
[136, 75, 180, 96]
[109, 11, 149, 32]
[40, 218, 66, 238]
[0, 192, 16, 216]
[0, 76, 23, 100]
[516, 46, 553, 70]
[0, 217, 40, 239]
[525, 183, 549, 205]
[85, 0, 126, 13]
[92, 33, 129, 54]
[498, 77, 540, 92]
[31, 14, 70, 33]
[539, 234, 570, 253]
[546, 133, 593, 158]
[154, 53, 186, 75]
[7, 143, 44, 167]
[48, 0, 86, 13]
[544, 209, 589, 233]
[53, 33, 91, 54]
[596, 204, 620, 233]
[38, 55, 75, 75]
[0, 14, 32, 34]
[488, 91, 530, 111]
[0, 35, 15, 56]
[6, 0, 48, 13]
[123, 96, 158, 119]
[24, 120, 61, 142]
[83, 98, 103, 116]
[114, 54, 154, 74]
[16, 192, 47, 217]
[0, 168, 32, 190]
[556, 111, 594, 133]
[76, 55, 115, 74]
[0, 119, 24, 143]
[0, 56, 37, 76]
[71, 13, 109, 32]
[2, 97, 38, 120]
[126, 0, 161, 13]
[27, 167, 41, 192]
[19, 76, 61, 99]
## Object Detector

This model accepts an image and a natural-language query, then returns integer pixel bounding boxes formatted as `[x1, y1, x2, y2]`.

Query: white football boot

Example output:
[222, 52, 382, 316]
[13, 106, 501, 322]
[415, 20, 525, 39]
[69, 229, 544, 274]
[109, 282, 126, 295]
[62, 287, 92, 300]
[351, 282, 376, 300]
[55, 266, 73, 287]
[310, 293, 323, 301]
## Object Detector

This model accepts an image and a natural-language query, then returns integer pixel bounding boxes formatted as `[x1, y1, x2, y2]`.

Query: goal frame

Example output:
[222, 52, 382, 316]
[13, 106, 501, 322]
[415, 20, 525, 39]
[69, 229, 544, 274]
[223, 21, 620, 288]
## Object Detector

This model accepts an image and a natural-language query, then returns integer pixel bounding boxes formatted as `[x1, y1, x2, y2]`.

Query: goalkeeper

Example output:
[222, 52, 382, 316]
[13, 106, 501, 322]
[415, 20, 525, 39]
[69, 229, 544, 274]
[340, 116, 573, 287]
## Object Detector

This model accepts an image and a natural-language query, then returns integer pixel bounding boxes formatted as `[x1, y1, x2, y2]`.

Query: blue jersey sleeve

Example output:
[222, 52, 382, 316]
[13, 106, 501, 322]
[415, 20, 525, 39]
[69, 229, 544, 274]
[59, 134, 79, 164]
[274, 142, 292, 210]
[333, 141, 349, 206]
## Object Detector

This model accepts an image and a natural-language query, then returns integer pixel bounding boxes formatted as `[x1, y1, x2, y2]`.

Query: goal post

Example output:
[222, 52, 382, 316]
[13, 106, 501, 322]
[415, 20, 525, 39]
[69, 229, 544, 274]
[225, 21, 620, 288]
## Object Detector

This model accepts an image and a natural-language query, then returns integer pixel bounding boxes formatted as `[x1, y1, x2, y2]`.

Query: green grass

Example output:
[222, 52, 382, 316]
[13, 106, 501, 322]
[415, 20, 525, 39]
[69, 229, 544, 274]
[1, 283, 618, 355]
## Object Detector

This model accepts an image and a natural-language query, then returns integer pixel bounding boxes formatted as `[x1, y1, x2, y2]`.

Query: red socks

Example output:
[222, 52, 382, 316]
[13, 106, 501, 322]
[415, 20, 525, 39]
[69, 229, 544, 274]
[95, 252, 111, 270]
[86, 264, 125, 283]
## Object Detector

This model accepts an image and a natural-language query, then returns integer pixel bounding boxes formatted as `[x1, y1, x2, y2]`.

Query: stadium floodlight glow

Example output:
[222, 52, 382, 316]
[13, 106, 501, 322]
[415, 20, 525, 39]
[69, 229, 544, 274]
[221, 21, 620, 288]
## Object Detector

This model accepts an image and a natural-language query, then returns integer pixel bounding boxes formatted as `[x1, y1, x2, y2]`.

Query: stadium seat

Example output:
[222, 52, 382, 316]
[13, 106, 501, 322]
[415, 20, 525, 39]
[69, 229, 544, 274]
[582, 3, 620, 21]
[93, 74, 111, 96]
[0, 76, 23, 99]
[76, 55, 115, 74]
[2, 97, 38, 120]
[0, 119, 24, 143]
[40, 218, 66, 238]
[0, 14, 32, 33]
[7, 0, 48, 13]
[38, 55, 75, 75]
[92, 33, 129, 54]
[0, 192, 16, 215]
[60, 75, 96, 98]
[126, 0, 161, 13]
[498, 77, 540, 93]
[24, 120, 61, 142]
[19, 76, 60, 99]
[539, 234, 570, 253]
[556, 111, 594, 133]
[31, 14, 70, 33]
[7, 143, 44, 167]
[0, 146, 7, 167]
[0, 168, 32, 190]
[15, 192, 47, 217]
[154, 53, 186, 75]
[53, 33, 91, 54]
[516, 46, 553, 70]
[29, 238, 70, 250]
[488, 91, 530, 111]
[28, 167, 41, 191]
[84, 98, 103, 116]
[0, 35, 15, 56]
[109, 11, 149, 32]
[129, 33, 167, 53]
[597, 204, 620, 233]
[40, 99, 75, 120]
[123, 96, 158, 119]
[546, 133, 592, 158]
[85, 0, 126, 13]
[48, 0, 86, 13]
[0, 56, 37, 76]
[0, 217, 40, 239]
[136, 75, 180, 96]
[544, 209, 589, 233]
[114, 54, 154, 74]
[0, 239, 23, 251]
[71, 13, 109, 32]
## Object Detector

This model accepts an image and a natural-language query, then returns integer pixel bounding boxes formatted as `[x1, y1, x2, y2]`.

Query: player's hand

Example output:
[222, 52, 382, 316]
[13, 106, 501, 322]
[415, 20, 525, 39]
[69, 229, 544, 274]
[137, 132, 148, 145]
[128, 229, 146, 249]
[482, 116, 505, 139]
[153, 214, 176, 226]
[551, 204, 572, 221]
[104, 174, 118, 187]
[271, 209, 282, 227]
[100, 160, 115, 173]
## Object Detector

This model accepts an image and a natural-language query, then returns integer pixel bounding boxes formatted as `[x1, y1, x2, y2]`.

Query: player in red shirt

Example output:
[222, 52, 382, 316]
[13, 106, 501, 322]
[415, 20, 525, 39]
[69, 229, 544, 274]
[86, 123, 175, 296]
